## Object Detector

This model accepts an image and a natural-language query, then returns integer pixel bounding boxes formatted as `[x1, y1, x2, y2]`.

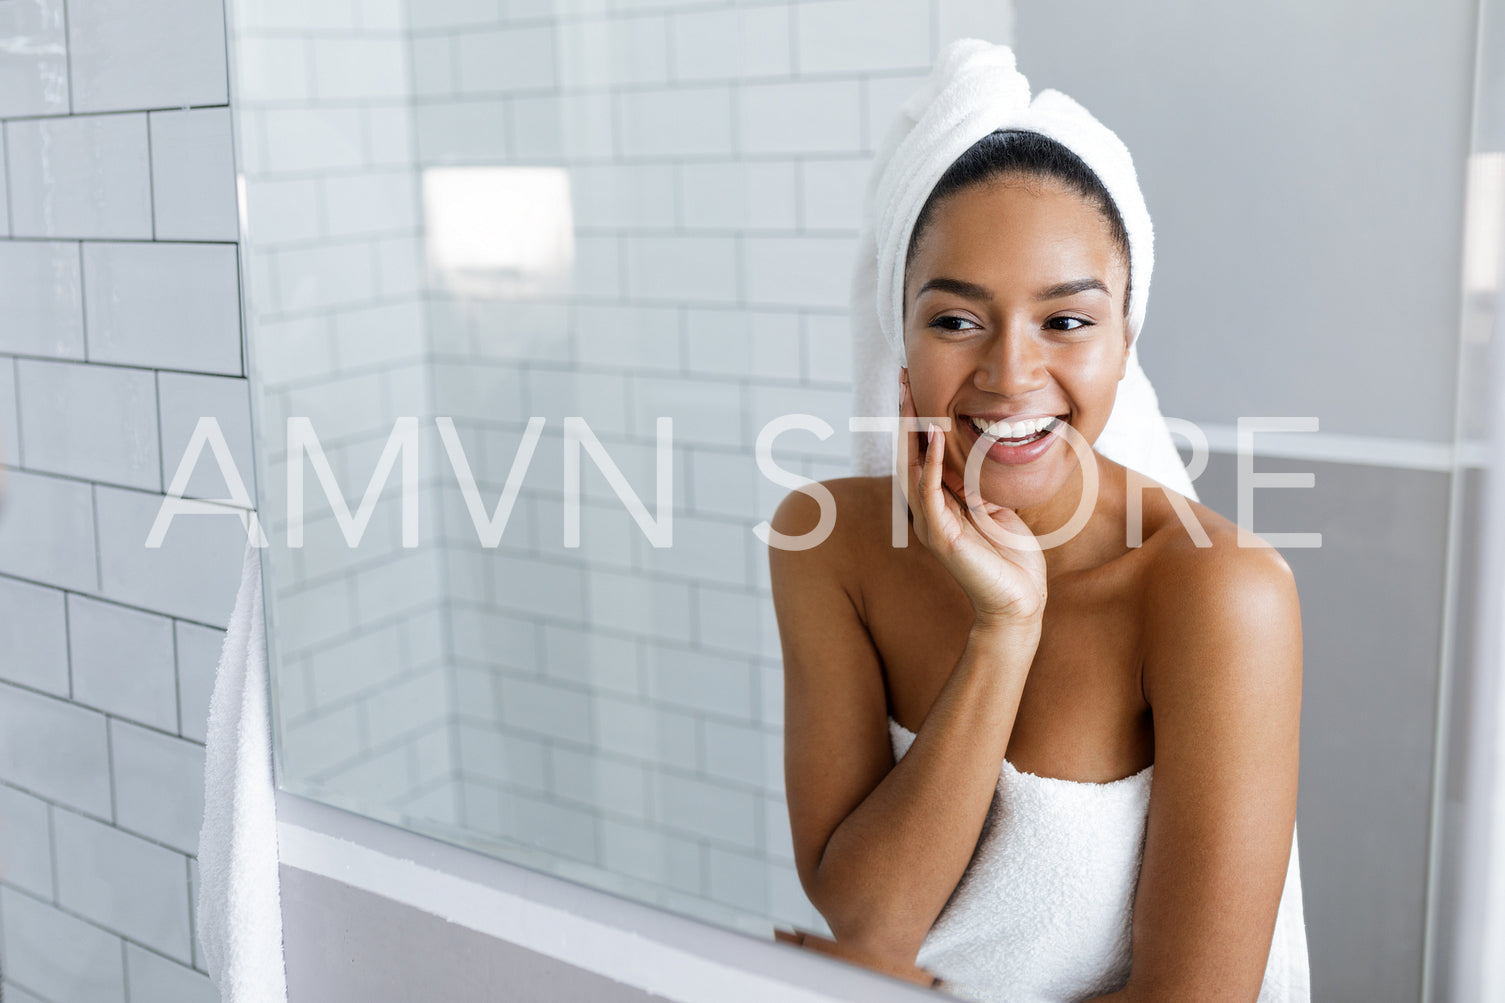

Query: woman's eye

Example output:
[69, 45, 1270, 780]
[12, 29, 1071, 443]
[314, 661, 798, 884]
[930, 315, 980, 332]
[1048, 316, 1092, 332]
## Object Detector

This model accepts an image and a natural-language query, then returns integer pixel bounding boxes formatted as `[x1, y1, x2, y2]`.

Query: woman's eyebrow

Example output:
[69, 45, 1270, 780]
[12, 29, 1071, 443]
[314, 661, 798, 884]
[1035, 277, 1110, 301]
[915, 276, 1109, 302]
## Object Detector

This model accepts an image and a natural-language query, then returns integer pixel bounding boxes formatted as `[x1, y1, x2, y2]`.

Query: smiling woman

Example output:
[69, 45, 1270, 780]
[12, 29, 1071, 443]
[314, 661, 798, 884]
[769, 41, 1310, 1003]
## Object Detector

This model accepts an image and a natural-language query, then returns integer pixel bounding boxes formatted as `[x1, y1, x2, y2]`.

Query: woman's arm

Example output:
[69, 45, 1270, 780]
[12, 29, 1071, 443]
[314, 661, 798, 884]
[1098, 534, 1303, 1002]
[769, 482, 1041, 966]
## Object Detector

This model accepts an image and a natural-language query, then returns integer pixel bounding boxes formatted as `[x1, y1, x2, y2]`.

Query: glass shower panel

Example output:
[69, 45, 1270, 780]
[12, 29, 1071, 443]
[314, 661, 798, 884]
[227, 0, 945, 944]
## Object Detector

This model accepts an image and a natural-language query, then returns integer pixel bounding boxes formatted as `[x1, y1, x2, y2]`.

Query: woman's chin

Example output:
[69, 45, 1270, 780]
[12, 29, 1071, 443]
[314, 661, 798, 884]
[970, 474, 1059, 515]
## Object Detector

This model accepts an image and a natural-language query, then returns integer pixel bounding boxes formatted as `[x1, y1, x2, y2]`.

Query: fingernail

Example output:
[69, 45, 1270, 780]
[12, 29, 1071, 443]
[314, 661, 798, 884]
[927, 423, 937, 441]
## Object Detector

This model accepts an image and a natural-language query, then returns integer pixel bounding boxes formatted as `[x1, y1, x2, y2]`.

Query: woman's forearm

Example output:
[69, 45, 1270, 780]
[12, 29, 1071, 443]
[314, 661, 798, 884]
[807, 622, 1039, 963]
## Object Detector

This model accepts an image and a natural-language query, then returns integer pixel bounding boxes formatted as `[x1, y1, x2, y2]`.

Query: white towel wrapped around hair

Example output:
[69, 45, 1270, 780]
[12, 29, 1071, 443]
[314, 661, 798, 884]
[849, 38, 1195, 502]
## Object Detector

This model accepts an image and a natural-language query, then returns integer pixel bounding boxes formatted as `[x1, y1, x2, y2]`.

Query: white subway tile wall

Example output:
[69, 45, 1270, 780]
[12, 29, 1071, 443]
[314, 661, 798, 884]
[0, 576, 70, 695]
[1, 887, 132, 1001]
[0, 785, 53, 900]
[51, 808, 194, 961]
[0, 128, 8, 235]
[0, 0, 241, 996]
[147, 108, 240, 242]
[0, 0, 1020, 995]
[66, 0, 228, 114]
[0, 0, 71, 119]
[80, 241, 244, 375]
[0, 363, 18, 467]
[156, 372, 257, 500]
[0, 470, 101, 592]
[66, 594, 181, 733]
[5, 114, 155, 239]
[0, 241, 87, 360]
[401, 0, 1008, 939]
[231, 0, 457, 849]
[16, 359, 162, 491]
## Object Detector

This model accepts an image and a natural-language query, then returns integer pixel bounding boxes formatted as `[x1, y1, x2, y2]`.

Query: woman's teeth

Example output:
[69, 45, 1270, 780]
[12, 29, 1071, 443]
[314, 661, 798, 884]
[968, 415, 1062, 441]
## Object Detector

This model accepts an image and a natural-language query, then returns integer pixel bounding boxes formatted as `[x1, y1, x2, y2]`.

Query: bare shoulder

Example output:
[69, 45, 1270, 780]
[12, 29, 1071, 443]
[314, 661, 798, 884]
[1139, 500, 1298, 610]
[768, 475, 894, 556]
[1135, 496, 1302, 705]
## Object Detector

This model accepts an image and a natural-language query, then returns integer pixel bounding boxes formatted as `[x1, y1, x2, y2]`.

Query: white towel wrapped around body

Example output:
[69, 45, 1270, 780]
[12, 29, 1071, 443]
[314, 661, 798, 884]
[889, 717, 1310, 1003]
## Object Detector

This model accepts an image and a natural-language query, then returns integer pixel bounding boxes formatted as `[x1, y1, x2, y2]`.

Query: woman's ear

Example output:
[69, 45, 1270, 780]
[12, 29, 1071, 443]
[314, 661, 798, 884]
[1118, 330, 1131, 381]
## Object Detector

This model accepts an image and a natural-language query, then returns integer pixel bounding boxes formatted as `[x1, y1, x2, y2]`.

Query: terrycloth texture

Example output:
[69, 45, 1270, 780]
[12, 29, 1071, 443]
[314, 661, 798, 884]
[889, 717, 1310, 1002]
[196, 537, 289, 1002]
[850, 38, 1196, 503]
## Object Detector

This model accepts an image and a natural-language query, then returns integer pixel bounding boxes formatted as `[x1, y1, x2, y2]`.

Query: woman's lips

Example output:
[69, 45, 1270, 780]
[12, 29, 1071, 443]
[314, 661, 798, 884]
[957, 413, 1068, 466]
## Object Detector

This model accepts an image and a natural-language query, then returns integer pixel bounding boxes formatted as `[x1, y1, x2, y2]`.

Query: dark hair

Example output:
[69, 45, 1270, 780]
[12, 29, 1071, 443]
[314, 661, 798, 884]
[904, 129, 1132, 317]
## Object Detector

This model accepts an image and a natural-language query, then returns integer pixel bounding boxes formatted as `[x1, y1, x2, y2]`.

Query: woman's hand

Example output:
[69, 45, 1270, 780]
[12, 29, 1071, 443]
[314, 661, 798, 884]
[773, 927, 941, 989]
[897, 372, 1048, 633]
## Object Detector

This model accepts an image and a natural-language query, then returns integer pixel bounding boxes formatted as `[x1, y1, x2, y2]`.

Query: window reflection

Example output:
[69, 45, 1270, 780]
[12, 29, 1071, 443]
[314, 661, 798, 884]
[422, 166, 575, 299]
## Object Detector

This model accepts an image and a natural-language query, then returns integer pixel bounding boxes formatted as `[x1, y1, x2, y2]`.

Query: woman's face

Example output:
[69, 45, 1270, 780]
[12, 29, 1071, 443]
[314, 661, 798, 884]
[902, 176, 1132, 512]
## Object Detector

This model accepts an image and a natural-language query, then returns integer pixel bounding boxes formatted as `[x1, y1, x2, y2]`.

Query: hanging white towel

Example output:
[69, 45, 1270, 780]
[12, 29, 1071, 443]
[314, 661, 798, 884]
[195, 535, 289, 1002]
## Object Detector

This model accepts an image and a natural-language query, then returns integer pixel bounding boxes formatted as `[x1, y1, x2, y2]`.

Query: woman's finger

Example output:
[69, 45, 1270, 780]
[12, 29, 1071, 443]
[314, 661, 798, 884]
[897, 378, 931, 545]
[939, 463, 996, 521]
[935, 453, 1029, 556]
[922, 423, 963, 545]
[938, 465, 972, 511]
[913, 422, 939, 546]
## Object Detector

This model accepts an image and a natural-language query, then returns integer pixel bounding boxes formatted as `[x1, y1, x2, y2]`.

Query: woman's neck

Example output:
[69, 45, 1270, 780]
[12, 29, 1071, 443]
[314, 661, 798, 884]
[1014, 452, 1127, 577]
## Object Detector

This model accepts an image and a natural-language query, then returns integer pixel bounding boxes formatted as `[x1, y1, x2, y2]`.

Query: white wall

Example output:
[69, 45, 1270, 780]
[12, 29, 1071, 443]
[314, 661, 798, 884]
[399, 0, 1016, 935]
[0, 0, 244, 999]
[232, 0, 460, 830]
[0, 5, 1027, 1000]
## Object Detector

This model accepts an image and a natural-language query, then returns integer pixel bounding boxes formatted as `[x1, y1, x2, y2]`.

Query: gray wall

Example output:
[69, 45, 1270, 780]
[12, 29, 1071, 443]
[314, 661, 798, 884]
[1194, 454, 1448, 1000]
[1017, 0, 1473, 443]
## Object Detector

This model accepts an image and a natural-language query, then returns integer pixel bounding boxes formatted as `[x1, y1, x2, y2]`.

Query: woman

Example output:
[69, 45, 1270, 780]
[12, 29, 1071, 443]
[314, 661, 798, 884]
[768, 43, 1309, 1003]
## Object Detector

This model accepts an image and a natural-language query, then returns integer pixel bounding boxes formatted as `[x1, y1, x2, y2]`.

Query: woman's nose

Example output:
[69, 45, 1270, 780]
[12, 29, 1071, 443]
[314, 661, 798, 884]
[974, 329, 1049, 396]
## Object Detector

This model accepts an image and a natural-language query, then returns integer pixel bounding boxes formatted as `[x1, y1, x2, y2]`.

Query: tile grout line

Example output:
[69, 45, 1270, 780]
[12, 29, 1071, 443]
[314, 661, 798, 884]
[14, 710, 225, 861]
[153, 370, 165, 494]
[76, 240, 90, 359]
[0, 234, 239, 246]
[63, 592, 74, 700]
[105, 715, 117, 824]
[61, 0, 75, 117]
[0, 103, 232, 126]
[1, 881, 201, 978]
[90, 483, 102, 593]
[172, 622, 184, 738]
[144, 114, 157, 241]
[0, 656, 204, 747]
[47, 803, 59, 902]
[0, 347, 245, 380]
[182, 854, 196, 984]
[2, 123, 14, 236]
[0, 460, 255, 506]
[11, 357, 24, 468]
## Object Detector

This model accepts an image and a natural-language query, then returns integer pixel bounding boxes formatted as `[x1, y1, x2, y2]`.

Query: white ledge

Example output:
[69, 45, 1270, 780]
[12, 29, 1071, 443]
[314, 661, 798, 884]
[274, 789, 941, 1003]
[1199, 423, 1476, 471]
